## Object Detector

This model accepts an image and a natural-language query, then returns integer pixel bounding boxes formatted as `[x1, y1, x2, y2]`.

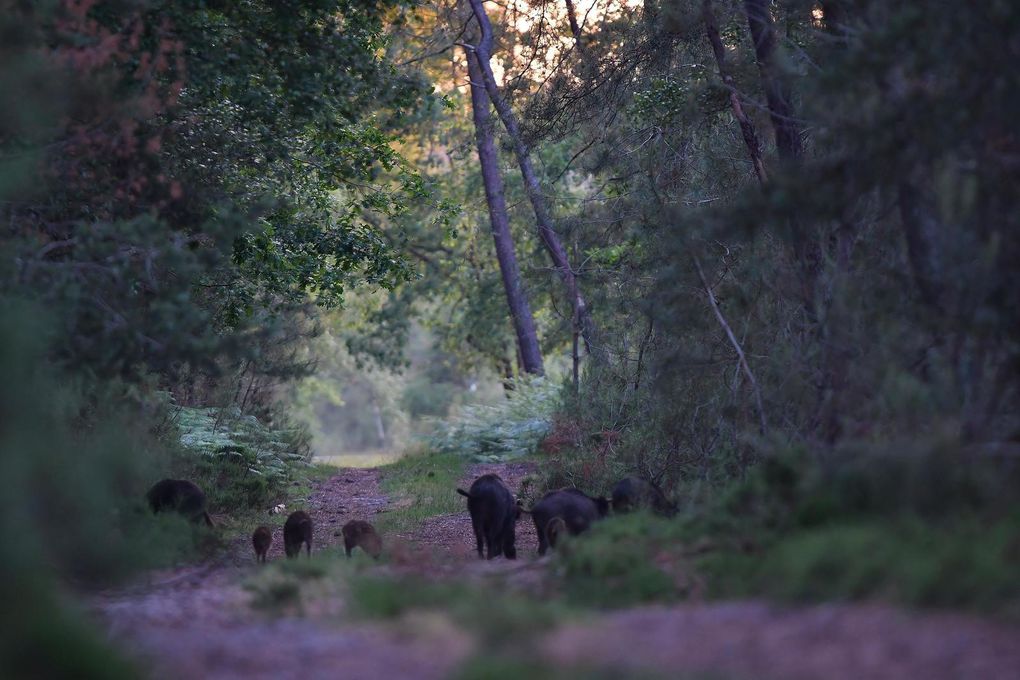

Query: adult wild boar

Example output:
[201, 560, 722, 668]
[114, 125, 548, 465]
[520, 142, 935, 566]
[145, 479, 213, 526]
[283, 510, 313, 558]
[341, 520, 383, 559]
[611, 476, 677, 516]
[529, 488, 607, 555]
[456, 474, 520, 559]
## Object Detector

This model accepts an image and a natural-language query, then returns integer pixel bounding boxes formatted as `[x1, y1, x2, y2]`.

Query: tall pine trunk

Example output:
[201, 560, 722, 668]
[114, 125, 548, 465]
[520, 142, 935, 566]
[466, 0, 601, 361]
[466, 49, 545, 375]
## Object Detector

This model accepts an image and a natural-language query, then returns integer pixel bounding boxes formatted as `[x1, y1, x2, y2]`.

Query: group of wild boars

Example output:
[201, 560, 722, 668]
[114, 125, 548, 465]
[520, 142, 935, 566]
[529, 488, 609, 556]
[611, 476, 677, 516]
[146, 478, 214, 527]
[254, 515, 384, 562]
[457, 473, 521, 559]
[250, 513, 313, 563]
[457, 473, 678, 558]
[147, 478, 384, 563]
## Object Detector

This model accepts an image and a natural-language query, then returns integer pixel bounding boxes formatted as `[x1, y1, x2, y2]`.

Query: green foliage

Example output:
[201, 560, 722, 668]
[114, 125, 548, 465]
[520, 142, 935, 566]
[174, 401, 312, 512]
[0, 303, 208, 676]
[1, 579, 137, 680]
[699, 516, 1020, 618]
[2, 0, 443, 391]
[160, 0, 444, 312]
[426, 378, 561, 461]
[348, 575, 566, 646]
[552, 513, 701, 608]
[549, 438, 1020, 615]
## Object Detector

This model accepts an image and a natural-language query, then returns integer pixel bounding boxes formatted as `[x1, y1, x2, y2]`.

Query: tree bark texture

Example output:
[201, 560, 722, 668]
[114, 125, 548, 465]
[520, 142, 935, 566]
[466, 48, 545, 375]
[564, 0, 584, 52]
[743, 0, 803, 161]
[743, 0, 820, 314]
[466, 0, 601, 360]
[703, 0, 768, 185]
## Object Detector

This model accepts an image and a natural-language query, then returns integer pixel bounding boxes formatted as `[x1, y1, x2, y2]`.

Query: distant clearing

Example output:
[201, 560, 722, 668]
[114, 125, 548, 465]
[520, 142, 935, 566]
[315, 451, 402, 468]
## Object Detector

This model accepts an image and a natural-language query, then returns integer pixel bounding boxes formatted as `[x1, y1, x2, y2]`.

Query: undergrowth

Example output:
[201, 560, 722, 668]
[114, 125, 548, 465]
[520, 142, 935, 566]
[546, 438, 1020, 618]
[426, 377, 560, 462]
[166, 397, 315, 516]
[348, 574, 568, 646]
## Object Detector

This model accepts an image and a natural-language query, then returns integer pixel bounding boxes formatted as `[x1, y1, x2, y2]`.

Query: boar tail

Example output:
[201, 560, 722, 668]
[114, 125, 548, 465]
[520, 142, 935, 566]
[203, 511, 214, 528]
[456, 488, 472, 499]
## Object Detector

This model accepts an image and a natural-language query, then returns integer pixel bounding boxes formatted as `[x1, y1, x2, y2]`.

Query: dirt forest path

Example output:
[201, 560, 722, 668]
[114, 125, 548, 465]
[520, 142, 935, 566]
[94, 463, 1020, 680]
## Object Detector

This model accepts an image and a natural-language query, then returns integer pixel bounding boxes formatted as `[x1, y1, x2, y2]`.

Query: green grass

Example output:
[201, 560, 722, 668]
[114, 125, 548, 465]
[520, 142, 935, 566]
[699, 514, 1020, 616]
[374, 449, 467, 533]
[548, 507, 1020, 619]
[348, 574, 568, 645]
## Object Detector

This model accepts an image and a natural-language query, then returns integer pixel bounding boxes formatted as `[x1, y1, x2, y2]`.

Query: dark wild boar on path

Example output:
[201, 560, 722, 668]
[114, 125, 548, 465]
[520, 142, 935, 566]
[456, 474, 520, 559]
[146, 479, 213, 527]
[283, 510, 313, 558]
[252, 526, 272, 563]
[611, 476, 677, 516]
[341, 520, 383, 559]
[528, 488, 607, 556]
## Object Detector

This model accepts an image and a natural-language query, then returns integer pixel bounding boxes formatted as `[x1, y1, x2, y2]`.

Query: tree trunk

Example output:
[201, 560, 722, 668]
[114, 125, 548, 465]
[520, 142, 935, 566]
[743, 0, 819, 313]
[466, 48, 545, 375]
[466, 0, 601, 360]
[743, 0, 803, 162]
[564, 0, 584, 52]
[703, 0, 768, 185]
[898, 176, 945, 312]
[371, 398, 387, 448]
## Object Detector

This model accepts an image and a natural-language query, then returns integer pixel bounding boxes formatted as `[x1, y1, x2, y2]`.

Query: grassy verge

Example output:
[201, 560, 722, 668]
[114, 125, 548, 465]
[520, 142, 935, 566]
[699, 514, 1020, 614]
[552, 502, 1020, 619]
[374, 449, 467, 534]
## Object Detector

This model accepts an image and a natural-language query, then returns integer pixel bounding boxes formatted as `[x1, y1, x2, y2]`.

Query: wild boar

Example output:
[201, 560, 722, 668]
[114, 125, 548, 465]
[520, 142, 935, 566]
[611, 476, 677, 516]
[544, 516, 568, 550]
[528, 488, 606, 556]
[146, 479, 213, 527]
[456, 474, 519, 559]
[341, 520, 383, 559]
[252, 525, 272, 563]
[283, 510, 313, 558]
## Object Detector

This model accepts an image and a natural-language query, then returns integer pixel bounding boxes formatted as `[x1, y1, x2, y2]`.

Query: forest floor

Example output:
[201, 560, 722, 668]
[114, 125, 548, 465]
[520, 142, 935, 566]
[93, 461, 1020, 680]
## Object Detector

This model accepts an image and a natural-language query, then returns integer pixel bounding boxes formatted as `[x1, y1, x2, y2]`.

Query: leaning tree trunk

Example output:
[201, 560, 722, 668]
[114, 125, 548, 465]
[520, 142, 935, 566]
[703, 0, 768, 185]
[466, 0, 601, 361]
[466, 48, 545, 375]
